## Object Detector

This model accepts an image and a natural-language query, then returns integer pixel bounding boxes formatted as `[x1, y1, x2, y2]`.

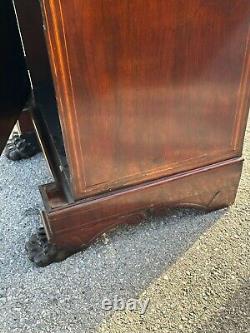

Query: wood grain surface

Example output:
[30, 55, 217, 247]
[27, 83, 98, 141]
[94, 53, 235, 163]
[40, 0, 250, 199]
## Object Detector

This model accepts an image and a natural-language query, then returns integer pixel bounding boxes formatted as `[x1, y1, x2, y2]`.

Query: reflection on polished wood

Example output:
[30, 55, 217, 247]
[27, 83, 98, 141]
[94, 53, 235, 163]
[42, 0, 250, 198]
[11, 0, 250, 265]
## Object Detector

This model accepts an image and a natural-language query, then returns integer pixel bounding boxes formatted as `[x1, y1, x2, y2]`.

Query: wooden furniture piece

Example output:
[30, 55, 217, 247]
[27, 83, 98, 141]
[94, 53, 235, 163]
[5, 104, 41, 161]
[0, 0, 30, 154]
[18, 110, 34, 135]
[4, 0, 250, 266]
[0, 0, 39, 161]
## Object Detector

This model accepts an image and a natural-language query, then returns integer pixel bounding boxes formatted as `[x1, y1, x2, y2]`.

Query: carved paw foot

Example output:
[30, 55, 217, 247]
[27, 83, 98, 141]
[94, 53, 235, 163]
[5, 132, 40, 161]
[25, 227, 77, 267]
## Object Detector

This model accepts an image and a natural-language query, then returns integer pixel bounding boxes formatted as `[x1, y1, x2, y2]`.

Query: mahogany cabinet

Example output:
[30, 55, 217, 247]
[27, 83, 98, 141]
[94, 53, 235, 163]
[8, 0, 250, 265]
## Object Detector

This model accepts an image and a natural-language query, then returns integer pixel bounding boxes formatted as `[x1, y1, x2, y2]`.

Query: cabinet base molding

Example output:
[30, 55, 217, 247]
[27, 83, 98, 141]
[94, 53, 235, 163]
[26, 157, 243, 266]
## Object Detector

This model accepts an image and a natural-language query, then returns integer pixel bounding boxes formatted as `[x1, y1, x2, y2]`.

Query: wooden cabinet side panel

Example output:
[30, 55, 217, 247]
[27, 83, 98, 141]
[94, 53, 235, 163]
[41, 0, 250, 199]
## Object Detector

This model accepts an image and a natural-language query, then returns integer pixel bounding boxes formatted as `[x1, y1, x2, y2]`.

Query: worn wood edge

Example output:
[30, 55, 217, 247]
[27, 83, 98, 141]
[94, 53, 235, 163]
[40, 0, 85, 196]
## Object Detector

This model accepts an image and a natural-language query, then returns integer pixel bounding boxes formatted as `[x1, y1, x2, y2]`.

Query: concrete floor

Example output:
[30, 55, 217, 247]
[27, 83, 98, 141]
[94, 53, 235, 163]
[0, 121, 249, 333]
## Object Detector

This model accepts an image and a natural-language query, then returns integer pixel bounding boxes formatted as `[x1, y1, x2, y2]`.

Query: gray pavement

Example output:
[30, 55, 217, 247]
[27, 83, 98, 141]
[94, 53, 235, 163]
[0, 121, 249, 333]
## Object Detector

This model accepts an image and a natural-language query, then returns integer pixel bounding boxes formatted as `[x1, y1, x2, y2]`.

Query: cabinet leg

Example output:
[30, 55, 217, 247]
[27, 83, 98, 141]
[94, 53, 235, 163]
[5, 131, 40, 161]
[17, 108, 34, 134]
[5, 101, 41, 161]
[26, 227, 78, 267]
[5, 102, 41, 161]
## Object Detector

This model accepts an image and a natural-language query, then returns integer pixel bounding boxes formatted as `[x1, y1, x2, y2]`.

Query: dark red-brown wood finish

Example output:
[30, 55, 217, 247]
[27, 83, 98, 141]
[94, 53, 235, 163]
[42, 158, 243, 250]
[12, 0, 250, 265]
[41, 0, 250, 199]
